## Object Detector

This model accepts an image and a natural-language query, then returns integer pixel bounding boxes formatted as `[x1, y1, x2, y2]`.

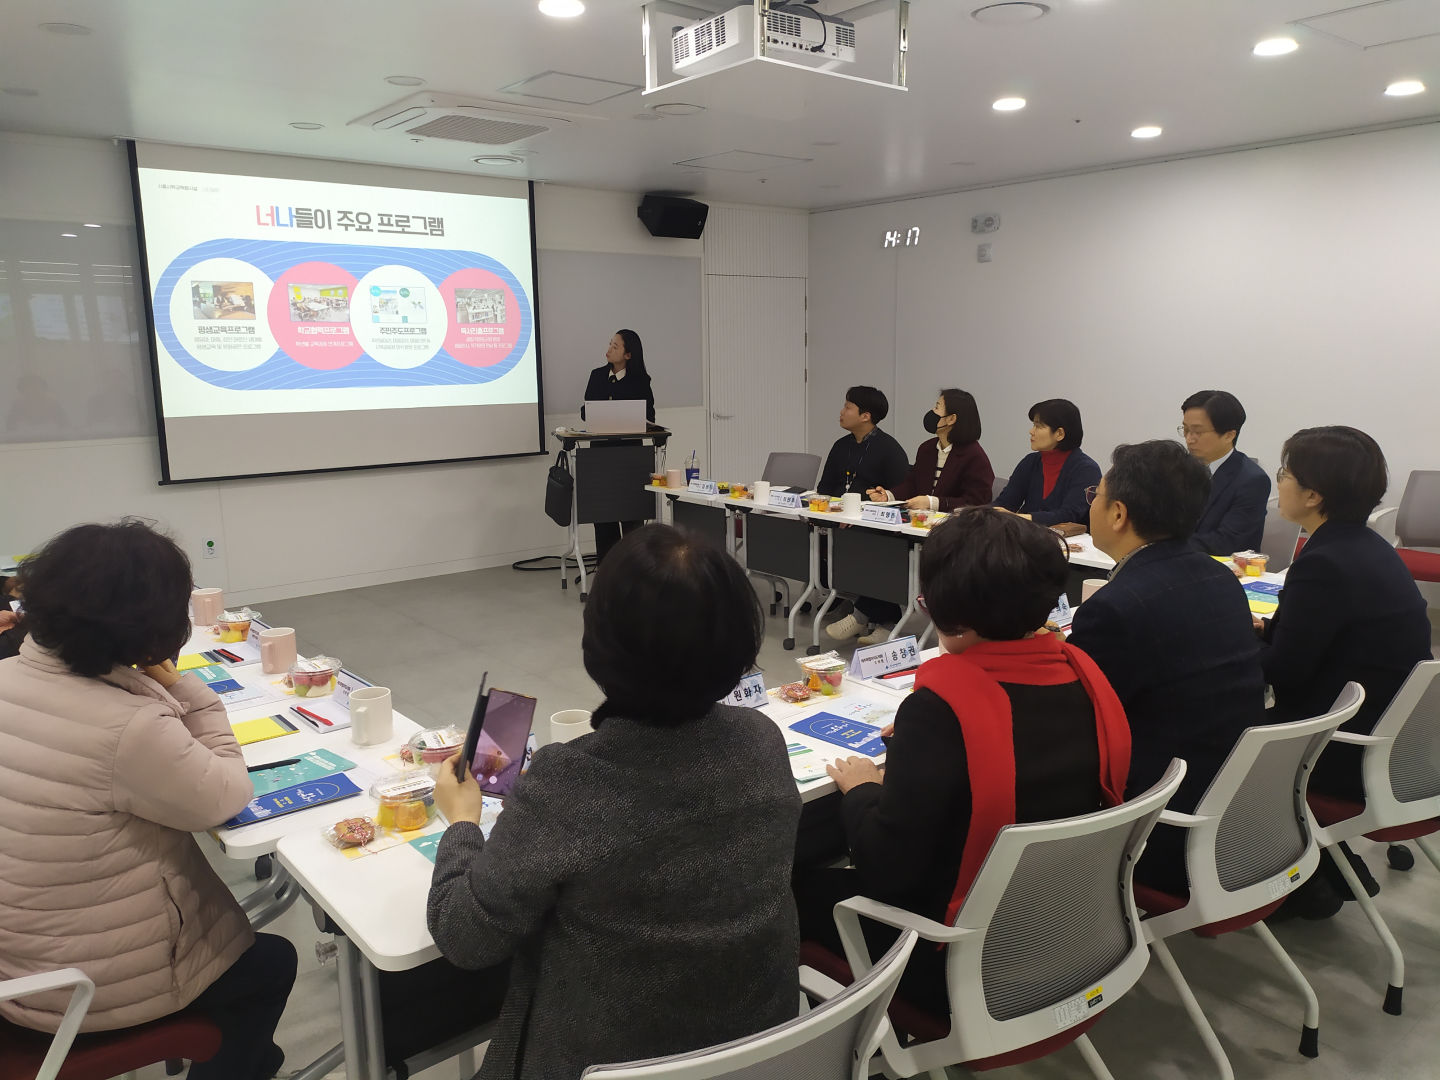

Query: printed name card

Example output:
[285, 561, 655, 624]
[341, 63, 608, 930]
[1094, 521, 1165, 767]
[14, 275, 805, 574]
[850, 635, 921, 680]
[720, 671, 767, 707]
[769, 490, 804, 509]
[332, 669, 370, 710]
[861, 504, 904, 525]
[687, 479, 720, 495]
[248, 619, 270, 647]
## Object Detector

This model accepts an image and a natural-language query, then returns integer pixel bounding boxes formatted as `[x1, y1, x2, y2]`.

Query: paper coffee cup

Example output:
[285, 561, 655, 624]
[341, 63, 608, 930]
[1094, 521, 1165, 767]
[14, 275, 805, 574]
[1081, 578, 1107, 603]
[666, 468, 684, 489]
[191, 588, 224, 625]
[841, 492, 862, 514]
[753, 481, 771, 503]
[550, 708, 593, 744]
[350, 686, 394, 747]
[259, 627, 298, 674]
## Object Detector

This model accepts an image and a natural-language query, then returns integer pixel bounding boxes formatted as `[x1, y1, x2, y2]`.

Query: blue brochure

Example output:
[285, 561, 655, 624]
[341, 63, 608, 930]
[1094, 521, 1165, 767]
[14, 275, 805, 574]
[222, 773, 361, 828]
[788, 712, 887, 758]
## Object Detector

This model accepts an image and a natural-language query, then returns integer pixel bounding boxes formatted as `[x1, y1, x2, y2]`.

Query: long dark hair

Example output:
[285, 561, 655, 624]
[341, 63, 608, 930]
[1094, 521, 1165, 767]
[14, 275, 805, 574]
[615, 328, 648, 381]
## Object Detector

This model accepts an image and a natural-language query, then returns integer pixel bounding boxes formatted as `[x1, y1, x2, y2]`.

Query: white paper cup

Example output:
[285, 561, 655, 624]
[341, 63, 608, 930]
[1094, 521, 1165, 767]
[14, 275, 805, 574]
[550, 708, 593, 744]
[841, 492, 862, 515]
[665, 468, 684, 489]
[1081, 578, 1107, 603]
[350, 686, 395, 747]
[259, 627, 297, 674]
[191, 588, 224, 625]
[752, 481, 771, 504]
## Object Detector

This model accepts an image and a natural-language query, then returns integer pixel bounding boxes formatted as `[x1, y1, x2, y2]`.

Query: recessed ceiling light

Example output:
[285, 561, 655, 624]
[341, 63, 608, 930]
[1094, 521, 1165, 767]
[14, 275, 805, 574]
[384, 75, 426, 87]
[1131, 125, 1163, 139]
[1385, 80, 1426, 97]
[60, 233, 78, 238]
[538, 0, 585, 16]
[972, 3, 1050, 25]
[649, 102, 705, 117]
[1253, 37, 1298, 57]
[289, 122, 324, 130]
[40, 21, 91, 34]
[2, 87, 39, 97]
[472, 155, 524, 166]
[992, 97, 1027, 112]
[83, 223, 102, 229]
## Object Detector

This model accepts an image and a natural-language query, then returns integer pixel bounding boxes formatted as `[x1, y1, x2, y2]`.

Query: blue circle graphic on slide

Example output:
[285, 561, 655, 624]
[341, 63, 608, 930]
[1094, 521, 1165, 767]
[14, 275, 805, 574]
[152, 238, 533, 389]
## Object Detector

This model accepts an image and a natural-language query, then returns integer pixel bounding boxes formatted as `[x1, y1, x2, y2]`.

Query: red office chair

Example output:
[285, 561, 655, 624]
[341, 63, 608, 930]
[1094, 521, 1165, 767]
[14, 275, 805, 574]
[0, 969, 221, 1080]
[1369, 470, 1440, 583]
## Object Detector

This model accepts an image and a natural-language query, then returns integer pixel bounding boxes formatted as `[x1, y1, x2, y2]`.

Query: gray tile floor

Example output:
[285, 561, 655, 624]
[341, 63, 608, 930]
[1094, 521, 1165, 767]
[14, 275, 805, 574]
[138, 566, 1440, 1079]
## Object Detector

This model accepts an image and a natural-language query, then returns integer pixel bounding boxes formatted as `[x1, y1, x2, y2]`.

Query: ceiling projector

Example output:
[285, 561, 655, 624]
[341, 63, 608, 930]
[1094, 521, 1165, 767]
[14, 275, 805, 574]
[672, 3, 858, 74]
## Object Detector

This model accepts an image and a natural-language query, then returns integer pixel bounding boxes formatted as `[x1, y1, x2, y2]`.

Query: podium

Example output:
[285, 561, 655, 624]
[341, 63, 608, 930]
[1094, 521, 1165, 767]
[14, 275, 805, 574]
[552, 426, 670, 601]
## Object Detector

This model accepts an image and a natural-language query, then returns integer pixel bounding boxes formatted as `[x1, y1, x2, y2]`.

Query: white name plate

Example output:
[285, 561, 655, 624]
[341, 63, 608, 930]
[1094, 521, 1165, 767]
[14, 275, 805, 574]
[688, 479, 720, 495]
[861, 504, 904, 525]
[850, 635, 921, 680]
[720, 671, 767, 708]
[769, 490, 805, 509]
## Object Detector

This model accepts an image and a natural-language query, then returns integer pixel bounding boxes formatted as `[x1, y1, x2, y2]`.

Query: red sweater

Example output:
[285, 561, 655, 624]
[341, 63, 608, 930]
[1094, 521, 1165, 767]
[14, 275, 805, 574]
[890, 438, 995, 511]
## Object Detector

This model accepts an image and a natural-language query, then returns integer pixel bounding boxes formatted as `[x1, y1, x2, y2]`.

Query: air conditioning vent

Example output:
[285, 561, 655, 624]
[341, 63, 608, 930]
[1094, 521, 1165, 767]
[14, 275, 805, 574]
[349, 92, 584, 147]
[406, 116, 549, 145]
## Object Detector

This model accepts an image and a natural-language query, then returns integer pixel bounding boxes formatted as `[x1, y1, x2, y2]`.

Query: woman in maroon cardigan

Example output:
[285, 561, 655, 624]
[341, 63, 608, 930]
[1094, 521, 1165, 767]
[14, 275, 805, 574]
[827, 389, 995, 642]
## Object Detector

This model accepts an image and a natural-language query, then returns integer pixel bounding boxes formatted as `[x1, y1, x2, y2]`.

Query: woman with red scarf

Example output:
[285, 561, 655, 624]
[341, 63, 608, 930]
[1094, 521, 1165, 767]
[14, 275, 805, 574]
[795, 509, 1130, 1016]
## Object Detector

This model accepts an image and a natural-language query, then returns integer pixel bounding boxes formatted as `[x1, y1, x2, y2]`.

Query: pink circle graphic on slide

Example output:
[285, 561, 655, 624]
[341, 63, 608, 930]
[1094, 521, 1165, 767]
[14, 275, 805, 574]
[441, 269, 523, 367]
[267, 262, 363, 370]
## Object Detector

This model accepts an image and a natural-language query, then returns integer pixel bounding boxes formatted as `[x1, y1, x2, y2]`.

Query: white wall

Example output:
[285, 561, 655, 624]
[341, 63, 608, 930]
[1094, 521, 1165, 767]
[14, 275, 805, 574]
[0, 135, 713, 601]
[808, 123, 1440, 499]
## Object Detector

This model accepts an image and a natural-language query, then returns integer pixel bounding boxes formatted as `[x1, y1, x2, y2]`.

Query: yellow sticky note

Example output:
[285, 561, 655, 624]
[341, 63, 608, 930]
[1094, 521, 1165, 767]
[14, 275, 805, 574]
[230, 716, 294, 746]
[176, 653, 210, 671]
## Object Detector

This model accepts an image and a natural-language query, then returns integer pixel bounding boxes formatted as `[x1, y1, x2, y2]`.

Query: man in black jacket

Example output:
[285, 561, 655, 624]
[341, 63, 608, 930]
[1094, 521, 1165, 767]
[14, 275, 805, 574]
[1181, 389, 1271, 554]
[815, 386, 909, 498]
[1067, 440, 1266, 891]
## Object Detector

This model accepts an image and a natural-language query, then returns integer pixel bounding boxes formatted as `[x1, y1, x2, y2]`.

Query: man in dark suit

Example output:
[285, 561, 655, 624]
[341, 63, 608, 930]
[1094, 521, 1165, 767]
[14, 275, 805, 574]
[1181, 390, 1271, 554]
[1067, 440, 1267, 891]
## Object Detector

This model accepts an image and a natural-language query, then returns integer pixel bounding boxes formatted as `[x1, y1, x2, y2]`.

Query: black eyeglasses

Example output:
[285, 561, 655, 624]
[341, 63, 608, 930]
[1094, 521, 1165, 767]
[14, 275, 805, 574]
[1084, 485, 1099, 505]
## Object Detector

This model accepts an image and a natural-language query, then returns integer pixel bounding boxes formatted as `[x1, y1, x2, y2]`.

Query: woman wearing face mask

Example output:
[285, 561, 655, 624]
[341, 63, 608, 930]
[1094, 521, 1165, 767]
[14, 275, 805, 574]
[864, 389, 994, 512]
[829, 389, 994, 643]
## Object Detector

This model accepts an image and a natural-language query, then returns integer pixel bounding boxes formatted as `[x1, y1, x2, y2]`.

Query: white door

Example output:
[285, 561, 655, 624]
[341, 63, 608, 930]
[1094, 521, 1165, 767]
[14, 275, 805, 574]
[705, 275, 808, 482]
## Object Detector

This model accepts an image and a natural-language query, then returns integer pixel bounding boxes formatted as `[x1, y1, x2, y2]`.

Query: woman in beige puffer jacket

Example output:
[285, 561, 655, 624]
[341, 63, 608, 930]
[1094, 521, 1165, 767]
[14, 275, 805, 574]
[0, 520, 296, 1080]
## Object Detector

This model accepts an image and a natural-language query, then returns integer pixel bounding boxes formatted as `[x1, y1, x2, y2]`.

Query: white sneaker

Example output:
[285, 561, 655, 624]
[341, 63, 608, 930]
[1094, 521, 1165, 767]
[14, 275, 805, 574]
[856, 626, 891, 647]
[826, 613, 871, 641]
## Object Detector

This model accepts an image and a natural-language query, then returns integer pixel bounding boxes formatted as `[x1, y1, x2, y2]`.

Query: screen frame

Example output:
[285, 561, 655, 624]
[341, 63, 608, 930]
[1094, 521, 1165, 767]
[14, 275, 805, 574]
[126, 141, 547, 485]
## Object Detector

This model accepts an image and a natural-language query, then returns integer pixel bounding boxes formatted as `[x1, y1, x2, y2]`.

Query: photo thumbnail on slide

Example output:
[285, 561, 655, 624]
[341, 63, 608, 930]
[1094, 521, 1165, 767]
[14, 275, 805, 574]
[289, 284, 350, 324]
[191, 281, 256, 320]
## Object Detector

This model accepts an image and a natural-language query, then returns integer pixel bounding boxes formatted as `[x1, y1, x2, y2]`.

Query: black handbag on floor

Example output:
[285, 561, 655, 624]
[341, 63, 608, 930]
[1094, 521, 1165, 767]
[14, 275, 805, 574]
[545, 450, 574, 526]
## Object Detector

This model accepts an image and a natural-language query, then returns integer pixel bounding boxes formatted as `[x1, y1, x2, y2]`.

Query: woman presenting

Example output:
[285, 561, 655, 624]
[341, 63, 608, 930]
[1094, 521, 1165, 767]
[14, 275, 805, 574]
[581, 329, 656, 564]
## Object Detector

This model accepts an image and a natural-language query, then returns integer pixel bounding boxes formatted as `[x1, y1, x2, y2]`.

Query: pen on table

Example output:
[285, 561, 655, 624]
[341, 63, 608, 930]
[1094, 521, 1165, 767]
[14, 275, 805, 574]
[290, 705, 332, 727]
[247, 758, 300, 772]
[881, 666, 920, 681]
[215, 647, 243, 663]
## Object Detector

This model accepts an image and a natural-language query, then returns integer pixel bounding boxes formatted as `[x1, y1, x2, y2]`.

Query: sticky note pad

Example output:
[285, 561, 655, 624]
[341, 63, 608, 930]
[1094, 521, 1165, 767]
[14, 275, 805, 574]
[231, 715, 297, 746]
[176, 653, 210, 671]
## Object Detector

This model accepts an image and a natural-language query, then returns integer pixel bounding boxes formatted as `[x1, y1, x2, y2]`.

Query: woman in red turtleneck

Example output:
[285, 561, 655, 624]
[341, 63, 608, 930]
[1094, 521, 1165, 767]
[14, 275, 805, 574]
[992, 398, 1101, 527]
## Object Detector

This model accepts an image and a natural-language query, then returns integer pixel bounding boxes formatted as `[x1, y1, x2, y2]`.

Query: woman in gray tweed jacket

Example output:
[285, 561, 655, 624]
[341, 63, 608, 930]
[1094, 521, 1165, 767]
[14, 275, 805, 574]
[429, 524, 802, 1079]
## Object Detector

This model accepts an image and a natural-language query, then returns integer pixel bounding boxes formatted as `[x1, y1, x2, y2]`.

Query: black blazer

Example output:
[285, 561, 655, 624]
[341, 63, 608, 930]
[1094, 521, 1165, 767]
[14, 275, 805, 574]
[580, 364, 655, 423]
[993, 449, 1101, 527]
[1066, 539, 1267, 815]
[1261, 521, 1432, 800]
[1193, 451, 1270, 555]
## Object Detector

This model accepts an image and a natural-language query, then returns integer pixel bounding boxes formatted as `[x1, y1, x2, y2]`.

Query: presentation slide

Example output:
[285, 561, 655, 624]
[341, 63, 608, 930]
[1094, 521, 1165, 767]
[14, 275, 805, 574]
[130, 146, 543, 482]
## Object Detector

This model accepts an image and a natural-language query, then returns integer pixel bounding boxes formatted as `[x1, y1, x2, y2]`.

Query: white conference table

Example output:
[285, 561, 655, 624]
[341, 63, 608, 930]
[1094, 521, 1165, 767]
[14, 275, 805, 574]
[647, 484, 1116, 650]
[270, 667, 908, 1080]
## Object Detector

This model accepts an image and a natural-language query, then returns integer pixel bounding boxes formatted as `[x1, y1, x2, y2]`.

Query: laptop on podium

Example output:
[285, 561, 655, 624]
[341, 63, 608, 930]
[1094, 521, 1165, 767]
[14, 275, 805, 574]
[583, 398, 648, 434]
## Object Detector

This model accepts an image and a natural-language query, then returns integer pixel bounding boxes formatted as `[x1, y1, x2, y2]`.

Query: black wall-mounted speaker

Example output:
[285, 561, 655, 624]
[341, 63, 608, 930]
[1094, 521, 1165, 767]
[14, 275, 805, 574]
[637, 194, 709, 239]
